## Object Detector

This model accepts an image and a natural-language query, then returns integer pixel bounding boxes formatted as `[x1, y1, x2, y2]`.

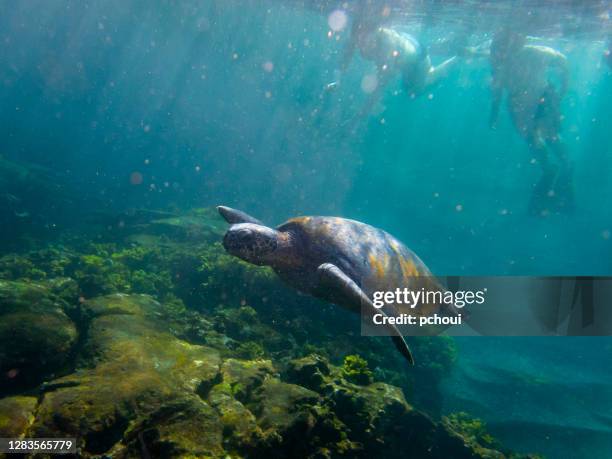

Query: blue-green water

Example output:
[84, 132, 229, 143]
[1, 1, 611, 458]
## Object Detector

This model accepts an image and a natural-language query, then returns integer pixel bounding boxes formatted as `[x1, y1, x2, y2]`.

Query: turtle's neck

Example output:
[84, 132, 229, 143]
[267, 230, 300, 271]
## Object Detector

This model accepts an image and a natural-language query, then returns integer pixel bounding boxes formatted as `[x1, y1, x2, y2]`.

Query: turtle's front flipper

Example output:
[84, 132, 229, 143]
[217, 206, 263, 225]
[317, 263, 414, 366]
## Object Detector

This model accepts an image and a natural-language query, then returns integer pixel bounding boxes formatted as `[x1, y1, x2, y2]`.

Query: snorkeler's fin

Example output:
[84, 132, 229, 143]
[317, 263, 415, 366]
[217, 206, 263, 225]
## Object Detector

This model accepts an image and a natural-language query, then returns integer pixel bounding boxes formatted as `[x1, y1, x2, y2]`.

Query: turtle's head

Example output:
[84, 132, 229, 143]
[223, 223, 279, 265]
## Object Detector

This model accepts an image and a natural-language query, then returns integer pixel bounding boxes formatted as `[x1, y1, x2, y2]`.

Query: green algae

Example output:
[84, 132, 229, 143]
[341, 354, 374, 386]
[444, 412, 501, 451]
[0, 396, 37, 437]
[0, 280, 78, 394]
[235, 341, 265, 360]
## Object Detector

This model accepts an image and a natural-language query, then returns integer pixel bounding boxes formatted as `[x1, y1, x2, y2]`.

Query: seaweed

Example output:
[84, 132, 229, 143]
[341, 354, 374, 386]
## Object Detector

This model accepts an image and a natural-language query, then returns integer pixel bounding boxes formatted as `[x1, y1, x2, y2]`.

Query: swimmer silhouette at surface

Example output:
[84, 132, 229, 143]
[489, 28, 573, 216]
[327, 2, 466, 121]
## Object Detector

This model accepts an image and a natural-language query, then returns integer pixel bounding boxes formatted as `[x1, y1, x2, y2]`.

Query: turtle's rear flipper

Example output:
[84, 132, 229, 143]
[391, 335, 415, 366]
[317, 263, 415, 366]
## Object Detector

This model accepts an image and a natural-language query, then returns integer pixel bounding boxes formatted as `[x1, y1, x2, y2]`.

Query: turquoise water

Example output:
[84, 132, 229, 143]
[445, 337, 612, 458]
[1, 1, 611, 457]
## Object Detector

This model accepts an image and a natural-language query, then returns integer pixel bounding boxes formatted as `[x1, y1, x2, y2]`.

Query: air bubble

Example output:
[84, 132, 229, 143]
[361, 74, 378, 94]
[328, 10, 348, 32]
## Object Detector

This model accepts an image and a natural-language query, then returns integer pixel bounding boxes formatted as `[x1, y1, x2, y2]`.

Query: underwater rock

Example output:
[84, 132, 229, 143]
[252, 378, 320, 432]
[214, 304, 282, 345]
[119, 395, 225, 458]
[29, 294, 224, 456]
[208, 381, 262, 450]
[0, 254, 42, 280]
[41, 276, 80, 305]
[442, 412, 507, 458]
[235, 340, 266, 359]
[212, 357, 349, 458]
[0, 280, 77, 394]
[283, 354, 514, 459]
[286, 354, 331, 392]
[0, 286, 525, 458]
[247, 379, 325, 458]
[0, 395, 38, 437]
[218, 358, 275, 404]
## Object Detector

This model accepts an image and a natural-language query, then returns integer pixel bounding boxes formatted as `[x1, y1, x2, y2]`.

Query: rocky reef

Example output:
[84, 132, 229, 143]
[0, 208, 537, 457]
[0, 280, 77, 393]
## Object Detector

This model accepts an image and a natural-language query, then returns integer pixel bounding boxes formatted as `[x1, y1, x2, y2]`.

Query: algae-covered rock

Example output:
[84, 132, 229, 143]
[214, 304, 291, 357]
[247, 379, 325, 458]
[283, 354, 514, 459]
[286, 354, 331, 392]
[218, 358, 275, 403]
[235, 340, 266, 359]
[0, 280, 77, 394]
[0, 288, 526, 459]
[0, 395, 37, 437]
[119, 396, 225, 458]
[200, 356, 348, 458]
[331, 381, 408, 432]
[29, 294, 224, 456]
[212, 357, 349, 458]
[252, 378, 320, 431]
[443, 412, 507, 458]
[41, 276, 80, 305]
[208, 382, 262, 449]
[0, 254, 43, 280]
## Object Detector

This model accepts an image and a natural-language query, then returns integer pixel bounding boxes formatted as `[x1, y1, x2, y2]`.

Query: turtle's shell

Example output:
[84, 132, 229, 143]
[277, 216, 443, 315]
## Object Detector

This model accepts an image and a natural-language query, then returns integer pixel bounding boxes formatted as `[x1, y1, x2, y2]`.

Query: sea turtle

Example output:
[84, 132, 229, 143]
[218, 206, 452, 365]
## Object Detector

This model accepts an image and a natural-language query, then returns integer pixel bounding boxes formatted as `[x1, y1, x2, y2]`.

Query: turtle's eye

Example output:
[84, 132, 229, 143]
[222, 223, 277, 263]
